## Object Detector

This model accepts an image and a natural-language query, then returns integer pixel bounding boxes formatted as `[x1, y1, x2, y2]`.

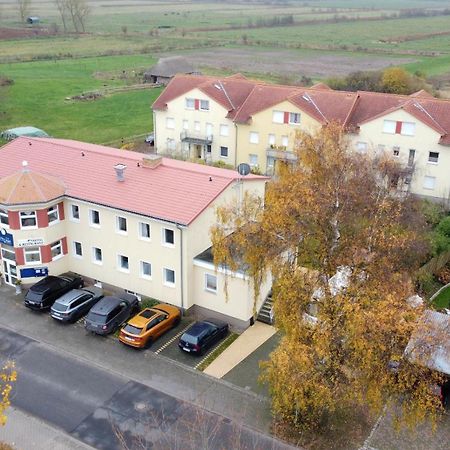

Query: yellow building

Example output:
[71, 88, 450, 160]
[0, 137, 269, 328]
[153, 75, 450, 202]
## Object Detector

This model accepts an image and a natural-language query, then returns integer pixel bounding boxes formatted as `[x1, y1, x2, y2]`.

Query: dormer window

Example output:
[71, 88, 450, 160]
[383, 120, 415, 136]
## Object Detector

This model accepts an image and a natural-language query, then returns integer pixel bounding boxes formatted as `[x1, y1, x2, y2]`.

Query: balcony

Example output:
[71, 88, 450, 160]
[266, 145, 297, 162]
[180, 131, 213, 145]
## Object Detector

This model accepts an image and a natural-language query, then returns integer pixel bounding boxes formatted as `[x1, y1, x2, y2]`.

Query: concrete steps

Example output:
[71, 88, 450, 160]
[257, 293, 273, 324]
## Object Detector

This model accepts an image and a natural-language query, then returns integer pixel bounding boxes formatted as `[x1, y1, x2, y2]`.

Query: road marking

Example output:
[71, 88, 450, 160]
[194, 333, 235, 370]
[155, 323, 192, 354]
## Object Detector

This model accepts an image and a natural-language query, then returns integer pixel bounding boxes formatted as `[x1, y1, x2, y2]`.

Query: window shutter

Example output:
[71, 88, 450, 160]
[41, 245, 52, 263]
[61, 237, 68, 255]
[395, 121, 402, 134]
[284, 112, 289, 124]
[37, 209, 49, 228]
[8, 211, 20, 230]
[194, 99, 199, 110]
[15, 247, 24, 265]
[58, 202, 65, 221]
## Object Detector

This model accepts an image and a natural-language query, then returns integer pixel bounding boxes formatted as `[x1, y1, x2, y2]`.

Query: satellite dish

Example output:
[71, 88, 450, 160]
[237, 163, 251, 176]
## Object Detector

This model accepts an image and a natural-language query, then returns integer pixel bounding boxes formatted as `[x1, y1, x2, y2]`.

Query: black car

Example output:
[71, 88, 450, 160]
[50, 286, 104, 323]
[178, 319, 229, 355]
[24, 272, 84, 311]
[85, 292, 139, 335]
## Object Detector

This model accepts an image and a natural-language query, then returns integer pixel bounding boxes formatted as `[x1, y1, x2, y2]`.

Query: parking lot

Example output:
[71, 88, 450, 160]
[15, 288, 234, 371]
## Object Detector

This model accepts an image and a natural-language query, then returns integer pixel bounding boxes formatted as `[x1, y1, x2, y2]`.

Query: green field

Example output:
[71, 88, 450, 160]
[1, 0, 450, 144]
[0, 55, 162, 143]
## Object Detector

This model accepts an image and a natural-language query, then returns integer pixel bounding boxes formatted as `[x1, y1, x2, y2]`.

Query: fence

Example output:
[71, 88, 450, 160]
[416, 248, 450, 278]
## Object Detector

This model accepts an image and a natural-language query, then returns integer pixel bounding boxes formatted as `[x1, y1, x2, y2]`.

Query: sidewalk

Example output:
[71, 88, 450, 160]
[1, 407, 94, 450]
[203, 321, 277, 378]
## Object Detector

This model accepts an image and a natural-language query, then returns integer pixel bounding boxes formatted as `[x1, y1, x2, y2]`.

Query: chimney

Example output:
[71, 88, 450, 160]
[114, 163, 127, 181]
[141, 154, 162, 169]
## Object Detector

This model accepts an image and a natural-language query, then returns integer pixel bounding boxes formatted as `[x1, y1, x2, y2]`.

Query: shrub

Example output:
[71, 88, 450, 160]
[139, 296, 159, 309]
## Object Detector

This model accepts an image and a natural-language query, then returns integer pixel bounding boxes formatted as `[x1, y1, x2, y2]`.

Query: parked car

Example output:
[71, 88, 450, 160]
[24, 272, 84, 311]
[119, 304, 181, 348]
[178, 319, 228, 355]
[85, 292, 139, 335]
[145, 132, 154, 145]
[50, 286, 104, 323]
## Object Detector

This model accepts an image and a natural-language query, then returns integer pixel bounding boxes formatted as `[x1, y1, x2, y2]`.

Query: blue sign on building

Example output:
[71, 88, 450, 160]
[0, 228, 14, 246]
[20, 267, 49, 278]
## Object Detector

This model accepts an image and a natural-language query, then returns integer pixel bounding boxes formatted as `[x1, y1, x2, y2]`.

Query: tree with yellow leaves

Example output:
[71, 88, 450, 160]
[211, 123, 443, 436]
[0, 361, 16, 426]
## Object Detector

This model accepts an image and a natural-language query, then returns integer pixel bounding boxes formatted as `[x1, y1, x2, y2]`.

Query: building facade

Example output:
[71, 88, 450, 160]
[0, 137, 269, 328]
[153, 75, 450, 202]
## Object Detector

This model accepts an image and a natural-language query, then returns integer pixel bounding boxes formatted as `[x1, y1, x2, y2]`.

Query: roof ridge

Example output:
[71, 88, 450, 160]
[28, 172, 47, 202]
[5, 172, 21, 204]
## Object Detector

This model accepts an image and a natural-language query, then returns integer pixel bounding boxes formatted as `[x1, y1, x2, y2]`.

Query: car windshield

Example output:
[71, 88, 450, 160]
[87, 312, 107, 324]
[52, 303, 68, 312]
[26, 291, 43, 301]
[181, 333, 198, 345]
[123, 324, 143, 335]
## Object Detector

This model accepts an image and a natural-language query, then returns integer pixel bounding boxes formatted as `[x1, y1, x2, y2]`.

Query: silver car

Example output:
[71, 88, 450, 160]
[50, 286, 103, 323]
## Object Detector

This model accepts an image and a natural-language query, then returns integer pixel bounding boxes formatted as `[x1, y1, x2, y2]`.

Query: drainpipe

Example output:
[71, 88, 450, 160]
[176, 224, 184, 312]
[153, 110, 157, 153]
[234, 122, 238, 167]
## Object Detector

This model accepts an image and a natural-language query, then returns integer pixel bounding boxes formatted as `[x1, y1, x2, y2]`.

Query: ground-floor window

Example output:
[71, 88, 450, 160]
[24, 246, 41, 264]
[163, 268, 175, 286]
[205, 273, 217, 293]
[51, 240, 63, 260]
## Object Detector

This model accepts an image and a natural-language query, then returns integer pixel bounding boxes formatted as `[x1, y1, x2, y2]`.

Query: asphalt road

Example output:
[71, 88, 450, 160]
[0, 286, 296, 450]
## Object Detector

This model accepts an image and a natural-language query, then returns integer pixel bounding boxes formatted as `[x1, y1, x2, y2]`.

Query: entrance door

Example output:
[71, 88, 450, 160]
[3, 259, 17, 286]
[195, 145, 202, 158]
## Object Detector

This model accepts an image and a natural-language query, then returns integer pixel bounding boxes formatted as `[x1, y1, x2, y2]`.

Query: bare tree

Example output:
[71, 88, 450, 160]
[66, 0, 90, 33]
[55, 0, 68, 32]
[16, 0, 31, 23]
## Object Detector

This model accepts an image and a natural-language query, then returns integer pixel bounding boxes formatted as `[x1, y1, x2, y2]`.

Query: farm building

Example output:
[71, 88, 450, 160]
[26, 16, 40, 25]
[143, 56, 199, 85]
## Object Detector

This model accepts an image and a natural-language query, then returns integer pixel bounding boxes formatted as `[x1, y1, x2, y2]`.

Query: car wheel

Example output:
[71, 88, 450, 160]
[145, 337, 152, 349]
[174, 316, 181, 327]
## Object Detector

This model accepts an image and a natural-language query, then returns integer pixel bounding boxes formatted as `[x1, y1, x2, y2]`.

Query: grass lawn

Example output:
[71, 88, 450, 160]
[0, 54, 162, 143]
[432, 285, 450, 309]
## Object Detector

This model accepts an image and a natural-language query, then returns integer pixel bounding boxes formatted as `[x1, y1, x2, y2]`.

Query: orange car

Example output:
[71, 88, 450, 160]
[119, 304, 181, 348]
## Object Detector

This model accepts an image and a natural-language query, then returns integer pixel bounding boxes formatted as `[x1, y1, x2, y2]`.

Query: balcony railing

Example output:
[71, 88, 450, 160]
[266, 146, 298, 162]
[180, 131, 213, 145]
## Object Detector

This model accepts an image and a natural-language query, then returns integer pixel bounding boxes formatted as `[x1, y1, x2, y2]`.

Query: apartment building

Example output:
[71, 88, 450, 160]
[0, 137, 269, 327]
[153, 75, 450, 202]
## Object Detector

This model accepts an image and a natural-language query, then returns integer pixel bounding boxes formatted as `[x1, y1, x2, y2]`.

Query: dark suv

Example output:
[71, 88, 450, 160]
[50, 286, 104, 323]
[24, 273, 84, 311]
[85, 292, 139, 335]
[178, 319, 228, 355]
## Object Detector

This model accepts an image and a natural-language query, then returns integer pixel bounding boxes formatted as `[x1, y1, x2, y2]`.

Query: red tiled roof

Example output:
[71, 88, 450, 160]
[152, 74, 450, 141]
[0, 138, 266, 225]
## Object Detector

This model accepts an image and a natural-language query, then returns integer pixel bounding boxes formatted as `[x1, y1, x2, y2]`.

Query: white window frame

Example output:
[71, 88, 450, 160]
[166, 117, 175, 130]
[220, 146, 228, 158]
[92, 247, 103, 265]
[51, 240, 63, 261]
[73, 241, 83, 258]
[423, 176, 436, 190]
[281, 135, 288, 147]
[116, 215, 127, 234]
[205, 273, 217, 293]
[392, 146, 400, 157]
[428, 151, 439, 164]
[47, 205, 60, 225]
[249, 154, 258, 167]
[24, 246, 41, 265]
[194, 121, 201, 132]
[140, 261, 152, 279]
[249, 131, 259, 144]
[199, 99, 210, 111]
[356, 142, 368, 153]
[0, 209, 9, 227]
[70, 204, 80, 222]
[185, 98, 195, 110]
[383, 120, 396, 134]
[268, 134, 276, 146]
[167, 138, 176, 151]
[272, 110, 284, 124]
[163, 268, 175, 287]
[117, 254, 129, 272]
[401, 122, 415, 136]
[89, 209, 100, 227]
[20, 210, 37, 229]
[138, 222, 151, 240]
[289, 112, 301, 124]
[162, 227, 175, 247]
[182, 119, 189, 130]
[219, 124, 229, 137]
